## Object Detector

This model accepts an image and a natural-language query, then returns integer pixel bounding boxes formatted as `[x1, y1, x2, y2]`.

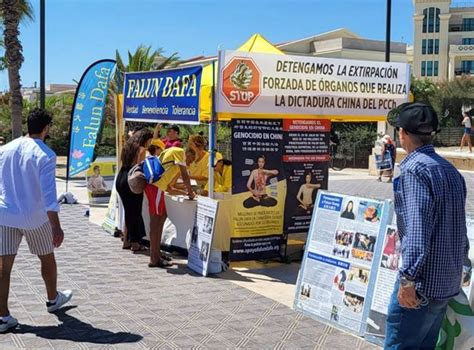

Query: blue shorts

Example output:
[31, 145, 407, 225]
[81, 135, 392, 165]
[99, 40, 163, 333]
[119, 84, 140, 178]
[465, 127, 472, 135]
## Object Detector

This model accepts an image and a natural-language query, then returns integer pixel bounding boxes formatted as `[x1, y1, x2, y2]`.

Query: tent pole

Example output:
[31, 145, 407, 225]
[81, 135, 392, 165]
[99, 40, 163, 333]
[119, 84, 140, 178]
[208, 59, 217, 199]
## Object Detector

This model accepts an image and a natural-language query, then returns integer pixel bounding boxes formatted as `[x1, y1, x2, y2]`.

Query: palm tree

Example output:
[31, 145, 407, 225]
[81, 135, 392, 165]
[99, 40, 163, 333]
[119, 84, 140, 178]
[109, 45, 179, 131]
[113, 44, 179, 94]
[0, 0, 34, 138]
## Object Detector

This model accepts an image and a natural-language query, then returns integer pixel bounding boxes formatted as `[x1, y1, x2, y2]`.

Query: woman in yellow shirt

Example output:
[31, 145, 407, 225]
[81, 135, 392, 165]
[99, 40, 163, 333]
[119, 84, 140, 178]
[187, 134, 209, 188]
[204, 152, 232, 194]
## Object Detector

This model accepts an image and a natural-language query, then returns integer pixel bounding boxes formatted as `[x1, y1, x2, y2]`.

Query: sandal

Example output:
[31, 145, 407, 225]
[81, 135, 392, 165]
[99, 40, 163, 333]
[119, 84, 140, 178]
[122, 244, 132, 250]
[161, 255, 172, 262]
[131, 245, 148, 252]
[148, 258, 173, 268]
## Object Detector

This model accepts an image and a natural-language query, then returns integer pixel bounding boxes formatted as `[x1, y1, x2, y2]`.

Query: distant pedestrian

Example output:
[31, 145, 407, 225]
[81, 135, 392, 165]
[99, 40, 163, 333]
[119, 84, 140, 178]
[377, 135, 396, 183]
[385, 103, 468, 349]
[0, 136, 5, 146]
[0, 109, 73, 333]
[459, 112, 472, 153]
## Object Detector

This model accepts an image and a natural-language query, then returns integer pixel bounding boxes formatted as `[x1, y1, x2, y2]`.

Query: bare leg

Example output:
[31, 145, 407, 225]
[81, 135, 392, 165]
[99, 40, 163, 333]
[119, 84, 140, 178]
[468, 135, 473, 153]
[461, 134, 467, 151]
[0, 255, 16, 316]
[149, 215, 167, 265]
[38, 253, 57, 301]
[122, 225, 131, 249]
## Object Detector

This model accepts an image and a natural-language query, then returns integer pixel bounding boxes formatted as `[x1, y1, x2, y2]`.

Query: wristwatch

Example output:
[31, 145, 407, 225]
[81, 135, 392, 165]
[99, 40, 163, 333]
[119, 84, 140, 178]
[400, 275, 415, 287]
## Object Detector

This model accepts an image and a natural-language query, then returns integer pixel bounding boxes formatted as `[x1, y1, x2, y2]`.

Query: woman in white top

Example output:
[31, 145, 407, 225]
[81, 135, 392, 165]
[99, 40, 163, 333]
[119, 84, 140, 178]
[297, 173, 321, 214]
[460, 112, 472, 153]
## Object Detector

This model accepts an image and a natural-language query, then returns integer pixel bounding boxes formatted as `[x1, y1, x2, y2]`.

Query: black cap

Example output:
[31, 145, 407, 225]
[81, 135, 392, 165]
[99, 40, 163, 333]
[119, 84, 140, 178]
[396, 102, 440, 136]
[167, 124, 180, 134]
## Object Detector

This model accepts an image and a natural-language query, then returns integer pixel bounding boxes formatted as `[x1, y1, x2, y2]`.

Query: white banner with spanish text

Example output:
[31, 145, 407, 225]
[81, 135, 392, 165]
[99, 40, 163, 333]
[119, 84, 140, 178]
[217, 50, 410, 117]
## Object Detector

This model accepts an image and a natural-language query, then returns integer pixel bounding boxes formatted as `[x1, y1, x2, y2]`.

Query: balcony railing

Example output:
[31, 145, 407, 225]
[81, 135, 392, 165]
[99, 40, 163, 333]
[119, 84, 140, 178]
[455, 69, 474, 76]
[449, 25, 474, 32]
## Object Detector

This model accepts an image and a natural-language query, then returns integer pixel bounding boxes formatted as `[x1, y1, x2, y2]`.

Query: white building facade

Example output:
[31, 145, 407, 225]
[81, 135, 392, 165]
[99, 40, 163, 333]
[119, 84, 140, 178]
[413, 0, 474, 80]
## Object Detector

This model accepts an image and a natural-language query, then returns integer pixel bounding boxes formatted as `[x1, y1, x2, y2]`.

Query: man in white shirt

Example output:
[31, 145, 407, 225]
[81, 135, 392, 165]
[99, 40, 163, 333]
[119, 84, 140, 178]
[0, 109, 72, 333]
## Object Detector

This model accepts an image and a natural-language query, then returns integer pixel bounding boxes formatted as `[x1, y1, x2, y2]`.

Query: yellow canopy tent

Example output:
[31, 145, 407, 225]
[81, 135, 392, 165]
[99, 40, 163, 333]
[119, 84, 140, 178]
[199, 33, 284, 122]
[118, 33, 407, 123]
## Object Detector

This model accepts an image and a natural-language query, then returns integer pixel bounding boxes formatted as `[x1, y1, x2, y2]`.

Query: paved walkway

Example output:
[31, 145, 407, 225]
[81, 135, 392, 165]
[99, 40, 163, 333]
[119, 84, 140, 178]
[329, 169, 474, 216]
[1, 205, 378, 349]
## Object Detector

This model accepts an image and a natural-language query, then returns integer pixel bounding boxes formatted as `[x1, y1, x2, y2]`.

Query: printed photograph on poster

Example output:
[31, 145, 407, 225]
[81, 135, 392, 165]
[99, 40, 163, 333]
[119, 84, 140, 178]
[86, 160, 116, 204]
[357, 200, 382, 223]
[243, 155, 280, 209]
[333, 246, 350, 259]
[340, 199, 358, 221]
[300, 283, 312, 299]
[296, 172, 321, 215]
[343, 291, 365, 313]
[351, 248, 374, 263]
[199, 242, 210, 262]
[335, 230, 354, 247]
[380, 227, 401, 271]
[348, 266, 370, 285]
[353, 232, 376, 253]
[202, 215, 214, 235]
[333, 269, 347, 292]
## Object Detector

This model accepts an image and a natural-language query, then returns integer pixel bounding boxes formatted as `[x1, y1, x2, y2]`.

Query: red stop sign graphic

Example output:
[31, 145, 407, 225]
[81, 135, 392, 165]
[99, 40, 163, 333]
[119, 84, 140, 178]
[221, 57, 261, 107]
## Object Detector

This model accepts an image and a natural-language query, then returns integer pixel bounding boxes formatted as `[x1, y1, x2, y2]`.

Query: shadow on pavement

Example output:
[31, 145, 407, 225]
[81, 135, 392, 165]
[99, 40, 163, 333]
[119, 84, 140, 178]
[12, 306, 143, 344]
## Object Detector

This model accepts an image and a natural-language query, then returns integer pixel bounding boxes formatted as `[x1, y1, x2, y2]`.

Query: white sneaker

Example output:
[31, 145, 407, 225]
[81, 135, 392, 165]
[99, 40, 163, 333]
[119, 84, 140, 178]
[0, 316, 18, 333]
[46, 290, 73, 313]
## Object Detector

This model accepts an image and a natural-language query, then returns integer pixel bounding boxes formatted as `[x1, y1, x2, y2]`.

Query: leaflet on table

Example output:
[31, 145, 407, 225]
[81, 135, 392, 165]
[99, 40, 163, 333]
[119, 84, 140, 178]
[365, 225, 400, 345]
[295, 191, 390, 335]
[188, 197, 219, 277]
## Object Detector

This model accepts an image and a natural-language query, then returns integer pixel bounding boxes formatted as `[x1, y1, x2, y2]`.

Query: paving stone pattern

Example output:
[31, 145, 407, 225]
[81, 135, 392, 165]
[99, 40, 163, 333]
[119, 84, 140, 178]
[1, 205, 378, 349]
[329, 171, 474, 216]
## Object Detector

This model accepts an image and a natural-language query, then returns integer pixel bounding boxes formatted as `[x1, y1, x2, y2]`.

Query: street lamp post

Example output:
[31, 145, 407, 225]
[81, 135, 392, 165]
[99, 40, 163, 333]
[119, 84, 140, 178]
[385, 0, 392, 62]
[40, 0, 45, 109]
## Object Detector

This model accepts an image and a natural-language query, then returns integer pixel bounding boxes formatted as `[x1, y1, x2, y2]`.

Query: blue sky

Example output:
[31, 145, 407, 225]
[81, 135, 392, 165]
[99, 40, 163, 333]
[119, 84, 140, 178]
[0, 0, 414, 91]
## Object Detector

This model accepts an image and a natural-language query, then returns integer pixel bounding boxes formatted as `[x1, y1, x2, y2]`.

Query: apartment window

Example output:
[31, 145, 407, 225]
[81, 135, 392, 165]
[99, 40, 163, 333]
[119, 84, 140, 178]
[463, 38, 474, 44]
[435, 39, 439, 54]
[463, 18, 474, 31]
[435, 8, 440, 32]
[462, 61, 474, 73]
[428, 39, 434, 54]
[422, 39, 427, 54]
[422, 61, 426, 76]
[434, 61, 439, 76]
[423, 7, 441, 33]
[423, 9, 427, 33]
[427, 61, 433, 76]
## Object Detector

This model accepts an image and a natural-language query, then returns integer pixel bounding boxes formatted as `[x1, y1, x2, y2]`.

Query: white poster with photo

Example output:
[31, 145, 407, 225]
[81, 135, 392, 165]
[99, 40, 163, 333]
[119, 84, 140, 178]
[294, 191, 391, 335]
[187, 197, 219, 277]
[365, 225, 400, 344]
[217, 50, 410, 117]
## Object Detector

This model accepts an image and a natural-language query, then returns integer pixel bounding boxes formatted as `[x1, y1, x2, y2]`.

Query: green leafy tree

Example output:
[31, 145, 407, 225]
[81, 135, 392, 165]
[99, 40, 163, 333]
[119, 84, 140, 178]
[0, 0, 34, 138]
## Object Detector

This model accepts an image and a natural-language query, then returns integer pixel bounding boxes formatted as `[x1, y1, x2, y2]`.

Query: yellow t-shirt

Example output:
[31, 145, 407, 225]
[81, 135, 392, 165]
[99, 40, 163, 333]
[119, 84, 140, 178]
[204, 165, 232, 193]
[154, 147, 185, 191]
[188, 151, 209, 188]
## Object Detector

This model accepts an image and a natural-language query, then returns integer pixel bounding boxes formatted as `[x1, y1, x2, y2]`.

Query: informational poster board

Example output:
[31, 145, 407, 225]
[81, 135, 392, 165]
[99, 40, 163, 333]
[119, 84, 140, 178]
[188, 197, 219, 276]
[230, 119, 286, 261]
[230, 118, 330, 260]
[86, 160, 116, 204]
[365, 218, 474, 348]
[365, 225, 400, 344]
[294, 191, 391, 335]
[102, 174, 119, 235]
[283, 119, 330, 234]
